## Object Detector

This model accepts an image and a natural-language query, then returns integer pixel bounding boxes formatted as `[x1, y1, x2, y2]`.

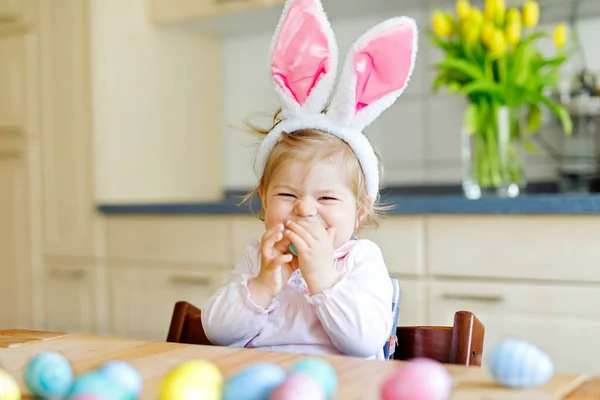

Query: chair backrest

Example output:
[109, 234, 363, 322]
[394, 310, 485, 366]
[167, 302, 484, 366]
[166, 301, 211, 346]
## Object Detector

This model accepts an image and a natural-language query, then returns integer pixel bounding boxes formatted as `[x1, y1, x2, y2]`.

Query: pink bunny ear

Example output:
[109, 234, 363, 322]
[270, 0, 338, 117]
[327, 17, 418, 130]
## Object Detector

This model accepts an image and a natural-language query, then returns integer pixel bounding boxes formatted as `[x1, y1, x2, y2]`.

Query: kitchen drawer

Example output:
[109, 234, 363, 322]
[427, 215, 600, 282]
[230, 216, 263, 265]
[107, 216, 230, 265]
[428, 280, 600, 374]
[359, 216, 424, 276]
[109, 263, 228, 341]
[394, 277, 426, 326]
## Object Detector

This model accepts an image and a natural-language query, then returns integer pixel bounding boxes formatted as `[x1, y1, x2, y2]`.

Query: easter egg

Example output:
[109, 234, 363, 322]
[0, 369, 20, 400]
[288, 358, 337, 398]
[158, 360, 223, 400]
[66, 371, 132, 400]
[270, 373, 326, 400]
[380, 358, 452, 400]
[222, 363, 287, 400]
[97, 360, 143, 397]
[488, 338, 554, 388]
[24, 352, 73, 398]
[168, 360, 223, 388]
[289, 244, 298, 256]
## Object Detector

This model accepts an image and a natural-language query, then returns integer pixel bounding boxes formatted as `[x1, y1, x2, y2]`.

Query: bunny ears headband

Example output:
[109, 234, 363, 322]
[254, 0, 418, 203]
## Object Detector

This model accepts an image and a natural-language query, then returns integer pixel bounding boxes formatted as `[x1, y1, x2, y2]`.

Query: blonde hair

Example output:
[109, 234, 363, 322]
[240, 109, 393, 229]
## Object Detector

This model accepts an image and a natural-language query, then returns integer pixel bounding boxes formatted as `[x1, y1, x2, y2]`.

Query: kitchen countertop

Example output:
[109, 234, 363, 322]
[97, 193, 600, 215]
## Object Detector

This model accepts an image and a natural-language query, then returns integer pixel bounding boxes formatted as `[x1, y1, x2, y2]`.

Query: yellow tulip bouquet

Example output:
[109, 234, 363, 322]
[430, 0, 572, 196]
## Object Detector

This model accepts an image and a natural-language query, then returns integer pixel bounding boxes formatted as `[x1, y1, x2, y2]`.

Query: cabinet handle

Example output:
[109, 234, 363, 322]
[441, 293, 504, 303]
[169, 275, 212, 286]
[50, 269, 85, 280]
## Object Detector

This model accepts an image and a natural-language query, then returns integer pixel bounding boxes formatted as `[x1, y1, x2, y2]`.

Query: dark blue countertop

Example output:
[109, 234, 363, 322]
[97, 193, 600, 215]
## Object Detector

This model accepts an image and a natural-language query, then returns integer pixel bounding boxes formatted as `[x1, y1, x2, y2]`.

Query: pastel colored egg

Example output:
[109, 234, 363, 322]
[66, 372, 132, 400]
[97, 360, 143, 397]
[24, 352, 73, 398]
[0, 369, 20, 400]
[288, 358, 338, 398]
[380, 358, 452, 400]
[159, 376, 220, 400]
[488, 339, 554, 388]
[270, 373, 326, 400]
[222, 363, 287, 400]
[289, 244, 298, 256]
[167, 360, 223, 388]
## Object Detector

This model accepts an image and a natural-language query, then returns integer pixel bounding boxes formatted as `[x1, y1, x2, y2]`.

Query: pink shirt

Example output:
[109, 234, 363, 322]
[201, 238, 393, 360]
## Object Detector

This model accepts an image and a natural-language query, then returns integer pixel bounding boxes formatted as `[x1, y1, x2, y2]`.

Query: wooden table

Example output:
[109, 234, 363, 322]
[0, 329, 598, 399]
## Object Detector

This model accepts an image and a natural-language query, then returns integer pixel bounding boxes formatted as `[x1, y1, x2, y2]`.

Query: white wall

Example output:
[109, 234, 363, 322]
[221, 4, 600, 190]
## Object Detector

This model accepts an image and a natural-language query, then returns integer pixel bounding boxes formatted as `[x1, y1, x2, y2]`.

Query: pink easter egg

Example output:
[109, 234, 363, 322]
[270, 373, 326, 400]
[380, 358, 453, 400]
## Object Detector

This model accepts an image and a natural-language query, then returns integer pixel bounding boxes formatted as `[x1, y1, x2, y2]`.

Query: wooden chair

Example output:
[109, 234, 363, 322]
[394, 310, 485, 366]
[166, 301, 484, 366]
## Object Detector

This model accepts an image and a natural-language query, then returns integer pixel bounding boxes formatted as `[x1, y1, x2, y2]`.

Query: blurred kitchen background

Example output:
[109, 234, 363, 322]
[2, 0, 600, 376]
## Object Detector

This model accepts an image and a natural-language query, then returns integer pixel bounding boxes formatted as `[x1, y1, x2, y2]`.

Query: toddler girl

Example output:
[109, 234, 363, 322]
[202, 0, 418, 360]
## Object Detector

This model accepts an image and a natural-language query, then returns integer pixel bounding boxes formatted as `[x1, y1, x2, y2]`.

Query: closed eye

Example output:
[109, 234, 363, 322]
[320, 196, 339, 201]
[277, 193, 296, 198]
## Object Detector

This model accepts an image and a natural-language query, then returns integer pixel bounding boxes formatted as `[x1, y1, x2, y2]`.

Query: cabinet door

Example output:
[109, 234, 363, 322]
[395, 278, 426, 326]
[0, 0, 20, 21]
[109, 264, 228, 341]
[148, 0, 281, 23]
[44, 258, 96, 334]
[428, 280, 600, 375]
[38, 0, 101, 257]
[0, 151, 30, 330]
[0, 32, 25, 131]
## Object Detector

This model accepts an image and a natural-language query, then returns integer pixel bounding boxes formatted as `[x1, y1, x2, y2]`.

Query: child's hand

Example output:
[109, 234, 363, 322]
[248, 224, 294, 307]
[284, 220, 340, 294]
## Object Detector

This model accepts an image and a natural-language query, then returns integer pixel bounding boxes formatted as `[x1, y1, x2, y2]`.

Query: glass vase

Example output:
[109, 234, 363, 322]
[461, 105, 527, 199]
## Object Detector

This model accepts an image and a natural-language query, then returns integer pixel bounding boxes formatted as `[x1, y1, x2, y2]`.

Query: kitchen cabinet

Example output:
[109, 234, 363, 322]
[148, 0, 283, 24]
[0, 150, 30, 330]
[428, 280, 600, 375]
[0, 0, 20, 21]
[37, 0, 103, 257]
[0, 29, 26, 132]
[43, 257, 98, 334]
[109, 263, 228, 341]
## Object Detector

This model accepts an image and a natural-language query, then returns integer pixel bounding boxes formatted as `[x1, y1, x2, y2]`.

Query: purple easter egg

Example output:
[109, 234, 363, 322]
[380, 358, 452, 400]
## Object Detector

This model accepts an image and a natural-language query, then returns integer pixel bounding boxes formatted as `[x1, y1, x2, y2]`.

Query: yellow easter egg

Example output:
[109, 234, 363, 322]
[159, 368, 221, 400]
[173, 360, 222, 384]
[0, 370, 20, 400]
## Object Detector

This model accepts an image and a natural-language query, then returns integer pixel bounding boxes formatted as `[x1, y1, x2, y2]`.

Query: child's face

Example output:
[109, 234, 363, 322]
[260, 158, 360, 250]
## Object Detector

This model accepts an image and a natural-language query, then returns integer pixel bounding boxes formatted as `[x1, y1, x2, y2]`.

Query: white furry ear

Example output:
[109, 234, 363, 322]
[327, 17, 418, 131]
[269, 0, 339, 119]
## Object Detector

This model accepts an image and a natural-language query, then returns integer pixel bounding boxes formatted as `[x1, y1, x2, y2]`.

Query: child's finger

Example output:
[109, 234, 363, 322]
[284, 229, 308, 254]
[261, 224, 284, 253]
[267, 254, 293, 271]
[285, 220, 316, 246]
[273, 236, 291, 253]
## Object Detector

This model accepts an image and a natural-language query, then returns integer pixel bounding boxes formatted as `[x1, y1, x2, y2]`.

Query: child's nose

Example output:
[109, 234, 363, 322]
[294, 198, 317, 217]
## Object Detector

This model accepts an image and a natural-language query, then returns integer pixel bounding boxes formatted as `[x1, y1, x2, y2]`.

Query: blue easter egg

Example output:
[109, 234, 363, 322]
[24, 352, 73, 397]
[488, 338, 554, 388]
[288, 358, 338, 398]
[223, 363, 287, 400]
[66, 371, 132, 400]
[97, 360, 143, 397]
